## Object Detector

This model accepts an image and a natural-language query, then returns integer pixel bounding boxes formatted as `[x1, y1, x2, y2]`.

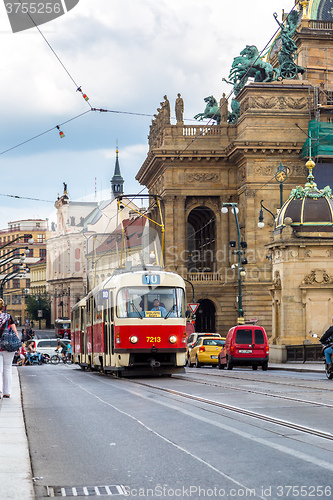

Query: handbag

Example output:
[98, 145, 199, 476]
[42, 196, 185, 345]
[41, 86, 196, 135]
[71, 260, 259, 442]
[0, 315, 22, 352]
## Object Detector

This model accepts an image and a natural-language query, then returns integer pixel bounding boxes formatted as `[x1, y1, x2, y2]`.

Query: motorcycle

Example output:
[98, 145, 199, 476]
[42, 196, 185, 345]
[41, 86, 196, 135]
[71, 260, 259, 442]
[312, 334, 333, 380]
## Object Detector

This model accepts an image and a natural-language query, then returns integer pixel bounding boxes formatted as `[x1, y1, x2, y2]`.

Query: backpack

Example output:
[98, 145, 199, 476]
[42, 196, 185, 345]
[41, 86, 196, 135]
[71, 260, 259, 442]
[0, 314, 22, 352]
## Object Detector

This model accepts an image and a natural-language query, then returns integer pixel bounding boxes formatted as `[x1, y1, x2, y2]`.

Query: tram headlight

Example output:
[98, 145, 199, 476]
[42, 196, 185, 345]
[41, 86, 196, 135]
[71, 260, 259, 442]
[130, 335, 138, 344]
[169, 335, 177, 344]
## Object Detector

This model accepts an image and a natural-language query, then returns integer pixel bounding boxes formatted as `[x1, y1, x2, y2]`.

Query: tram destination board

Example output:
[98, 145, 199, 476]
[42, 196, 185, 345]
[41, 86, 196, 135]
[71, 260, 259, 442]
[142, 274, 160, 285]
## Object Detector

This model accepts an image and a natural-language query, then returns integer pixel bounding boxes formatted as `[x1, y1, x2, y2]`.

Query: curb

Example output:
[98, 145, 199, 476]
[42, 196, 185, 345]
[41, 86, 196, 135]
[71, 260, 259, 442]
[0, 367, 35, 500]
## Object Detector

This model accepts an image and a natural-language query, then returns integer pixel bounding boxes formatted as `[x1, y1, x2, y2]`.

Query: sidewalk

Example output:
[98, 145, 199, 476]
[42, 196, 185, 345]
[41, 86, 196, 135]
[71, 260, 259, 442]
[269, 362, 325, 372]
[0, 367, 34, 500]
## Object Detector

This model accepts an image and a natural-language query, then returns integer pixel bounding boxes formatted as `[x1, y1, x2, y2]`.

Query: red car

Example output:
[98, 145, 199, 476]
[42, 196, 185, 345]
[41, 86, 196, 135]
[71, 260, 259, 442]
[218, 325, 269, 371]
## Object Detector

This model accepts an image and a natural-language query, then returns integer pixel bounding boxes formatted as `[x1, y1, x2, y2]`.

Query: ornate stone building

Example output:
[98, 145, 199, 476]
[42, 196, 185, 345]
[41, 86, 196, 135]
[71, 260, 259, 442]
[136, 1, 333, 340]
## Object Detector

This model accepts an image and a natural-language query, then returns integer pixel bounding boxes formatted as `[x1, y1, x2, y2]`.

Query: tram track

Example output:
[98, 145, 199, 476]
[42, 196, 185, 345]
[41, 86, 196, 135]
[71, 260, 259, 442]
[170, 372, 333, 409]
[125, 377, 333, 442]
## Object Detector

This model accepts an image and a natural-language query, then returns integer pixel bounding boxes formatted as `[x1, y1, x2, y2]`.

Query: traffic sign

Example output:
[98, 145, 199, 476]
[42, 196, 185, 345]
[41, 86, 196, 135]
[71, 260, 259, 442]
[188, 303, 200, 314]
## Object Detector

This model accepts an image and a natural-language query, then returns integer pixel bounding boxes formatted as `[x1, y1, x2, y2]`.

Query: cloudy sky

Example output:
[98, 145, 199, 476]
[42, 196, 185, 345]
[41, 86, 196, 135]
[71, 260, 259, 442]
[0, 0, 296, 229]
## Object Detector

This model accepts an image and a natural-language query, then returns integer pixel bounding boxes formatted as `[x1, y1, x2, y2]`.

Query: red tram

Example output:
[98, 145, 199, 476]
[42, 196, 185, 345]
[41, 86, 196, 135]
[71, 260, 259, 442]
[71, 267, 187, 375]
[54, 318, 71, 339]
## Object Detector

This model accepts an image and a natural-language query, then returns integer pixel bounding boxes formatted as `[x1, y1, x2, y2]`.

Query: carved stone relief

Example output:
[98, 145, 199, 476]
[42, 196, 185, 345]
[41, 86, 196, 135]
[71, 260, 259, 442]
[302, 269, 333, 285]
[274, 270, 281, 289]
[293, 165, 308, 177]
[238, 166, 246, 182]
[254, 164, 273, 176]
[186, 173, 220, 182]
[246, 96, 308, 110]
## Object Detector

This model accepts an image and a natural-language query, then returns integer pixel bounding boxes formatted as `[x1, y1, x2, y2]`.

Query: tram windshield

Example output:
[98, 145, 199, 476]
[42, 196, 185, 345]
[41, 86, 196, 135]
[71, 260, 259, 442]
[117, 287, 185, 319]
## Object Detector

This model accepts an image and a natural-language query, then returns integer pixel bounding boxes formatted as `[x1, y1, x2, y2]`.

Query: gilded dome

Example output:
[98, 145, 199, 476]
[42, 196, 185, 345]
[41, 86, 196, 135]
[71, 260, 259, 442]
[275, 161, 333, 233]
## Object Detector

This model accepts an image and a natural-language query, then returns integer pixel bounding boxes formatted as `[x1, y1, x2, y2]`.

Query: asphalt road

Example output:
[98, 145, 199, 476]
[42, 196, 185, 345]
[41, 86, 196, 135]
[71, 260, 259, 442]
[20, 364, 333, 499]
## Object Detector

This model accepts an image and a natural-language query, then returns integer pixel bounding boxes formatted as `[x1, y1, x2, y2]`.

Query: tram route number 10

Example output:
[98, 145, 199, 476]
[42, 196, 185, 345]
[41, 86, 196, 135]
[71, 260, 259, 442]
[142, 275, 160, 285]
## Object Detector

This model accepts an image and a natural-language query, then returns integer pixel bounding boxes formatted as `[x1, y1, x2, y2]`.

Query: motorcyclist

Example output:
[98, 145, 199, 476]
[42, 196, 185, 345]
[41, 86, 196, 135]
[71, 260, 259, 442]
[320, 318, 333, 370]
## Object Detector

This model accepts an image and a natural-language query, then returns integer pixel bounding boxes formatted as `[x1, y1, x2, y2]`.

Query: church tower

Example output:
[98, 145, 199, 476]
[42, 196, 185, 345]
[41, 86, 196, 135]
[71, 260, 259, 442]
[110, 147, 124, 198]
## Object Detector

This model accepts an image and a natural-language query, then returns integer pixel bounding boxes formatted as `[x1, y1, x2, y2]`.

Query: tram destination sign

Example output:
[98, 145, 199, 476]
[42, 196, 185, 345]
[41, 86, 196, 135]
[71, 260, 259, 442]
[142, 274, 160, 285]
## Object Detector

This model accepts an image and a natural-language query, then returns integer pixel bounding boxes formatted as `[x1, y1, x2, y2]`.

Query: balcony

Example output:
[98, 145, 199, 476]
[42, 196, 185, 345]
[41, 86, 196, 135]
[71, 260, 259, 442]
[187, 272, 225, 282]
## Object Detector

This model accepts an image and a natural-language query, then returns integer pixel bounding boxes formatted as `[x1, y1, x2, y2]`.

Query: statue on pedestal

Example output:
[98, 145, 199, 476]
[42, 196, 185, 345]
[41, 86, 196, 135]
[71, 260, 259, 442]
[175, 93, 184, 124]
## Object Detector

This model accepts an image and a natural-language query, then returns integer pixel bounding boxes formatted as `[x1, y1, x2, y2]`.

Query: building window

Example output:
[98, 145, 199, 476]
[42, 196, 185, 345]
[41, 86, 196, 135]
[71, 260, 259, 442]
[12, 295, 22, 305]
[24, 234, 31, 243]
[40, 248, 46, 258]
[12, 279, 20, 289]
[26, 279, 30, 288]
[37, 234, 45, 243]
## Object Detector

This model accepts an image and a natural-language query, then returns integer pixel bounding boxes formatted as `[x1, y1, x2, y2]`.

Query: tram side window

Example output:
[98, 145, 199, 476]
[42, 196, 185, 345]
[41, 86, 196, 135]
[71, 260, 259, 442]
[116, 287, 185, 318]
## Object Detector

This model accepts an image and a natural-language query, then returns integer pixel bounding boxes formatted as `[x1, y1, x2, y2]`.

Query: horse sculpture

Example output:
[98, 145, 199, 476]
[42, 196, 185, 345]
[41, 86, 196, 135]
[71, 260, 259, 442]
[228, 45, 274, 85]
[194, 96, 221, 124]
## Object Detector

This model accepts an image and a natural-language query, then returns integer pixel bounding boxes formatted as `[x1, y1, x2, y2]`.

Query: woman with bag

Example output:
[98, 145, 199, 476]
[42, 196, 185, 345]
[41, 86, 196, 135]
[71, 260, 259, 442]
[0, 298, 20, 399]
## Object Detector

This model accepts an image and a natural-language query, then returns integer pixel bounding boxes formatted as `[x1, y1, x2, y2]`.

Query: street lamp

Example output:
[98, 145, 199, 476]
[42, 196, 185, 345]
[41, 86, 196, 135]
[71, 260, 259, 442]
[222, 203, 246, 325]
[258, 200, 276, 229]
[0, 266, 26, 299]
[0, 234, 34, 251]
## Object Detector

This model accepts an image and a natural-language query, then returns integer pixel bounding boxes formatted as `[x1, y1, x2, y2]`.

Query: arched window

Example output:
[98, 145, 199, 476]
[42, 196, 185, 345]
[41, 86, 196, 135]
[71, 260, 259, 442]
[187, 206, 216, 272]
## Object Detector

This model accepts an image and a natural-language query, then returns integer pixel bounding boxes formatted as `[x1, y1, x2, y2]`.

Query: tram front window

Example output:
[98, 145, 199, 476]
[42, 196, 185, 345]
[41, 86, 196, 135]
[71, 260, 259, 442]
[117, 287, 185, 318]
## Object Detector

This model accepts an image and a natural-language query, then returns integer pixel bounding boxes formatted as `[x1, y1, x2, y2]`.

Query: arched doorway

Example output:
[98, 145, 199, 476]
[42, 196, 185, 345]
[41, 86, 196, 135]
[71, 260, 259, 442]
[187, 206, 216, 272]
[195, 299, 216, 333]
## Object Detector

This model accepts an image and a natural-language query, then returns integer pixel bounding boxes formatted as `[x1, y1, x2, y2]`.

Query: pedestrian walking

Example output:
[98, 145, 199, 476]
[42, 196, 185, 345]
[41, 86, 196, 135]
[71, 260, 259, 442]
[0, 298, 20, 398]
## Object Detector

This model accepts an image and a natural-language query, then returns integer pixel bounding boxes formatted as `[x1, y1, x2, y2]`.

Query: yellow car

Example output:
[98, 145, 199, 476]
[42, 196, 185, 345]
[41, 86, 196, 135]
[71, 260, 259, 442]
[188, 337, 225, 368]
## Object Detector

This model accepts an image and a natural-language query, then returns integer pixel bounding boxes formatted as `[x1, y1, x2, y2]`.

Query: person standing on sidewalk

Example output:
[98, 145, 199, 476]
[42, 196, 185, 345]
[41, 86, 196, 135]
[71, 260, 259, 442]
[320, 317, 333, 370]
[0, 298, 20, 399]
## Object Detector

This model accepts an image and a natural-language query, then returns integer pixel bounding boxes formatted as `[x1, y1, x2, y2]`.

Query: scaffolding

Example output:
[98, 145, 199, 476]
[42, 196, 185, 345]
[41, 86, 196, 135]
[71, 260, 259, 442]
[301, 119, 333, 158]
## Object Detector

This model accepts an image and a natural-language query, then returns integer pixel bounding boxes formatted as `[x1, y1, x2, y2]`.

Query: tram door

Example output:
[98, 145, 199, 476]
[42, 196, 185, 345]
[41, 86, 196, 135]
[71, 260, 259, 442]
[105, 292, 114, 367]
[80, 306, 86, 358]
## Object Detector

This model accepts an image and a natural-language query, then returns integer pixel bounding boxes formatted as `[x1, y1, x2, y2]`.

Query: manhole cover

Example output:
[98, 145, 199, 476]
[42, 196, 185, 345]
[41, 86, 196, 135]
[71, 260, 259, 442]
[46, 485, 128, 497]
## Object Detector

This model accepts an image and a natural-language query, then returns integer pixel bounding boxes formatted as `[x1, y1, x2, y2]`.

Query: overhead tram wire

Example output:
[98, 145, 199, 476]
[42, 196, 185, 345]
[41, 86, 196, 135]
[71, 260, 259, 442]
[0, 193, 53, 203]
[17, 0, 92, 108]
[0, 109, 91, 156]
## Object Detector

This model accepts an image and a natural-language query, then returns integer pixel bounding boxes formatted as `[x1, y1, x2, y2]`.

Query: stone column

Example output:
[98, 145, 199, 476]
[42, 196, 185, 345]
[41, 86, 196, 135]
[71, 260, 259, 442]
[175, 196, 186, 277]
[163, 195, 176, 272]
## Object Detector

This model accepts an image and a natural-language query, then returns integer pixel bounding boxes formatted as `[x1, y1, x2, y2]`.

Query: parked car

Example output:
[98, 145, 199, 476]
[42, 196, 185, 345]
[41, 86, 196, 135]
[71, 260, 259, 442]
[186, 332, 222, 364]
[33, 339, 71, 358]
[188, 336, 225, 368]
[218, 325, 269, 370]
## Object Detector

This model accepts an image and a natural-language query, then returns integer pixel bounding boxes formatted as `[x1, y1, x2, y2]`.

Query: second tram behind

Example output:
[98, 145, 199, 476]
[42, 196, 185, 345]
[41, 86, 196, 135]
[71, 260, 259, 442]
[55, 318, 71, 339]
[71, 268, 187, 375]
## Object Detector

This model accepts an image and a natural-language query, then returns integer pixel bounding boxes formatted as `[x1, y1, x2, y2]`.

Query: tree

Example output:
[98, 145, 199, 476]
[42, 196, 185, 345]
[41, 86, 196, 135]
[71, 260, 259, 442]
[25, 293, 51, 327]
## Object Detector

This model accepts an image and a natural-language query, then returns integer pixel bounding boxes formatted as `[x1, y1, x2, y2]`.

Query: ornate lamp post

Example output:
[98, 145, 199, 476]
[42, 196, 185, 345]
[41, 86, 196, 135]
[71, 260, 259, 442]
[0, 263, 26, 299]
[221, 203, 247, 325]
[0, 234, 34, 251]
[258, 164, 287, 228]
[258, 200, 276, 229]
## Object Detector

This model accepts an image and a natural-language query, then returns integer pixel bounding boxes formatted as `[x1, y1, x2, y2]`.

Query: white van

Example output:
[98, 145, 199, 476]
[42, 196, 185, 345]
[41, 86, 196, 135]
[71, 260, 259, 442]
[33, 339, 66, 357]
